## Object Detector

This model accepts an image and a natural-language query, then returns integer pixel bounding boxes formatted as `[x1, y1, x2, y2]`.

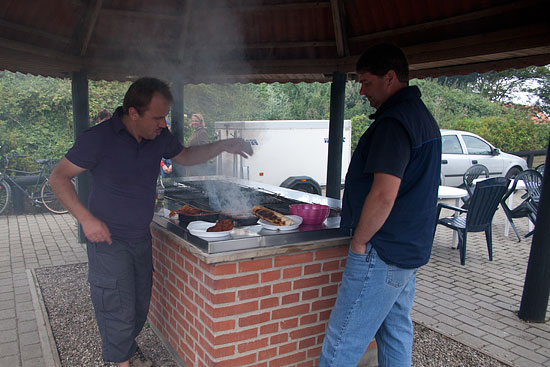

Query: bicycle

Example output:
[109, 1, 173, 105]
[0, 150, 69, 215]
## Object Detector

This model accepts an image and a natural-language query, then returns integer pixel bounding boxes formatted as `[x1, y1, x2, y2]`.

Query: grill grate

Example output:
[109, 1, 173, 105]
[165, 180, 340, 219]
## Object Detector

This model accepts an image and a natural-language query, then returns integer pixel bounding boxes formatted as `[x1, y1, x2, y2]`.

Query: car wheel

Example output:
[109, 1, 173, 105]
[505, 167, 522, 179]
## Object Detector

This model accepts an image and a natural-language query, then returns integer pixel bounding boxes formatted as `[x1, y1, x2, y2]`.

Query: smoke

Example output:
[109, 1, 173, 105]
[202, 180, 258, 213]
[86, 1, 252, 85]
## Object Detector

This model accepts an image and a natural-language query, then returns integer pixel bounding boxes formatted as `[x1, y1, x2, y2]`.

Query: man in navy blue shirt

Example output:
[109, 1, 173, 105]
[49, 77, 252, 367]
[319, 44, 441, 367]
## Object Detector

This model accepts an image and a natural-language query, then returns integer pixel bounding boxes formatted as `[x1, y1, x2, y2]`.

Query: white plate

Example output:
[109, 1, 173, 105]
[187, 221, 232, 238]
[258, 215, 303, 231]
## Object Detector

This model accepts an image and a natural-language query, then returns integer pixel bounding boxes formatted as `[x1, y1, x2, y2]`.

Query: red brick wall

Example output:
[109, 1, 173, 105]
[150, 226, 351, 367]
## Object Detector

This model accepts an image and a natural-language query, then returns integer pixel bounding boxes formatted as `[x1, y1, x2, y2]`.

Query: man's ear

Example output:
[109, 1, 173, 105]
[385, 70, 397, 86]
[128, 107, 139, 121]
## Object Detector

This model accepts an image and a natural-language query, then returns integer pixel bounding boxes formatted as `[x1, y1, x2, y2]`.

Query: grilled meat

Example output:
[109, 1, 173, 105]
[252, 205, 294, 226]
[207, 219, 234, 232]
[169, 205, 218, 217]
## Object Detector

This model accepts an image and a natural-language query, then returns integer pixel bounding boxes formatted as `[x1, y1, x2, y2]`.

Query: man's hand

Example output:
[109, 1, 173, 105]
[172, 138, 253, 166]
[223, 138, 253, 158]
[81, 215, 112, 244]
[350, 238, 367, 254]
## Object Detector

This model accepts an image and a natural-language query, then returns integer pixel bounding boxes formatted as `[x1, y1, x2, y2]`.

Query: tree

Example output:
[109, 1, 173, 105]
[530, 66, 550, 114]
[435, 67, 550, 105]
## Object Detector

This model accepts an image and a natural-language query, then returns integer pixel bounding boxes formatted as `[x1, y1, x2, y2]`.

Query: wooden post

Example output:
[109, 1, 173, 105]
[518, 136, 550, 322]
[71, 71, 91, 243]
[326, 72, 346, 199]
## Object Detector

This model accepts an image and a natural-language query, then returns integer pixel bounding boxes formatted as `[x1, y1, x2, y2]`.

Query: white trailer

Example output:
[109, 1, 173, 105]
[215, 120, 352, 194]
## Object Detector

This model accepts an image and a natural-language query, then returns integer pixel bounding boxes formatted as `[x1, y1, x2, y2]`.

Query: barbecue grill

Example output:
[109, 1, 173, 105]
[153, 176, 348, 254]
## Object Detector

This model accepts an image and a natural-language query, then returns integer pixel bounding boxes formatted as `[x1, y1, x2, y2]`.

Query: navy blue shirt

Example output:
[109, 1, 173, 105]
[66, 107, 183, 241]
[341, 86, 442, 268]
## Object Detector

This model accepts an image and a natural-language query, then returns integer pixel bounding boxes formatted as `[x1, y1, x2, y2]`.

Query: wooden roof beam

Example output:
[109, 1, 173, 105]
[411, 54, 550, 79]
[349, 0, 540, 44]
[0, 19, 72, 45]
[194, 1, 330, 12]
[77, 0, 103, 56]
[0, 37, 81, 65]
[101, 8, 180, 22]
[404, 25, 550, 63]
[245, 40, 336, 49]
[330, 0, 349, 57]
[177, 0, 194, 61]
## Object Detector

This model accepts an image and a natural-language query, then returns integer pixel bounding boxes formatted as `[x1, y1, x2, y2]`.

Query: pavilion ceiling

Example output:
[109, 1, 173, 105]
[0, 0, 548, 83]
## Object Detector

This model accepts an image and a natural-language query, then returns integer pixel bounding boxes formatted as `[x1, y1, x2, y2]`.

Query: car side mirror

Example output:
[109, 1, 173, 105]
[492, 148, 500, 156]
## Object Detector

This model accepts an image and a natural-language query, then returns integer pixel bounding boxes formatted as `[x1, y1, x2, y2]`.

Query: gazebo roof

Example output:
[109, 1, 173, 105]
[0, 0, 548, 83]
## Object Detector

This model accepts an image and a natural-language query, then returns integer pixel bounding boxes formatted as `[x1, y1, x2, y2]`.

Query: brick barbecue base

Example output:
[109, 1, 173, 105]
[150, 224, 376, 367]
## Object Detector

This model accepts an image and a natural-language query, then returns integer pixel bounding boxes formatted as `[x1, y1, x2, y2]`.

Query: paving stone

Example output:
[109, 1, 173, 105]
[480, 342, 519, 364]
[18, 319, 38, 333]
[430, 322, 462, 337]
[0, 308, 16, 320]
[434, 314, 462, 327]
[410, 312, 438, 326]
[510, 344, 549, 364]
[526, 327, 550, 342]
[455, 323, 488, 338]
[0, 299, 15, 310]
[505, 334, 539, 350]
[16, 310, 35, 322]
[21, 357, 45, 367]
[451, 333, 488, 350]
[454, 314, 484, 327]
[20, 343, 42, 359]
[481, 333, 515, 350]
[503, 326, 538, 340]
[510, 356, 549, 367]
[0, 341, 19, 356]
[0, 317, 17, 330]
[15, 300, 34, 312]
[0, 328, 18, 343]
[0, 355, 21, 367]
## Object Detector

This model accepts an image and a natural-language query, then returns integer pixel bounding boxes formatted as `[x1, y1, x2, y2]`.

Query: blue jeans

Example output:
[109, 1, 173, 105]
[319, 244, 417, 367]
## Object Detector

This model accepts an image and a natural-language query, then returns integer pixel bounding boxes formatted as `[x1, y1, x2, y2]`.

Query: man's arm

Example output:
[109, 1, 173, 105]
[171, 138, 252, 166]
[49, 158, 112, 244]
[350, 172, 401, 254]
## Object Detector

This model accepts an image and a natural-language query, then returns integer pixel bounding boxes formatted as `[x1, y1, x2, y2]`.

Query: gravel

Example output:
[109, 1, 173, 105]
[35, 263, 178, 367]
[35, 263, 510, 367]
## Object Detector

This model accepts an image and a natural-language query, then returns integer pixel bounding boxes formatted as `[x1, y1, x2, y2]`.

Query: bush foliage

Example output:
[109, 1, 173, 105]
[0, 71, 547, 173]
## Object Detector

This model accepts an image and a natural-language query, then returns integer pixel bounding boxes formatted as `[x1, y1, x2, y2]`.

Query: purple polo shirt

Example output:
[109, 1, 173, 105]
[65, 107, 183, 241]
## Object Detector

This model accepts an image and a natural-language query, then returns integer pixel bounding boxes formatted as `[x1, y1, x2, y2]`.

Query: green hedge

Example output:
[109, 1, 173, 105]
[350, 114, 549, 153]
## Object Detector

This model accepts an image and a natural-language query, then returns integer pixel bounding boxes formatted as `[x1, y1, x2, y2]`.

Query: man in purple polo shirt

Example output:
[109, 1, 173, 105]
[49, 77, 253, 367]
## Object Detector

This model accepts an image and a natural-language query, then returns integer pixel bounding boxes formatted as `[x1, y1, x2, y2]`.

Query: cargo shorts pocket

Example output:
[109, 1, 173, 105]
[89, 273, 121, 312]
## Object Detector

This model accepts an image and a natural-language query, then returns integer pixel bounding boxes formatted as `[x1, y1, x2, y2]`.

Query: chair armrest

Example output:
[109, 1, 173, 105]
[437, 202, 467, 214]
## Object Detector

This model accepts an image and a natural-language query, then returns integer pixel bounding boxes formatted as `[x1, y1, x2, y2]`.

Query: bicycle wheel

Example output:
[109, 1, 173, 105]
[40, 178, 69, 214]
[0, 180, 11, 215]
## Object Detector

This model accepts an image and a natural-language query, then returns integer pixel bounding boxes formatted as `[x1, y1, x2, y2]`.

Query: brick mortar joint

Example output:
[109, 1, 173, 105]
[201, 329, 329, 363]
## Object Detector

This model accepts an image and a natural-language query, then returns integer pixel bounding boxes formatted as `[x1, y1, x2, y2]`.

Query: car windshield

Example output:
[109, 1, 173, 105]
[462, 135, 492, 155]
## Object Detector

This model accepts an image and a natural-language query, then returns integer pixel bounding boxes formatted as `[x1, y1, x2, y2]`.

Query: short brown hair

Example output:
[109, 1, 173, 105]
[356, 43, 409, 83]
[123, 77, 173, 116]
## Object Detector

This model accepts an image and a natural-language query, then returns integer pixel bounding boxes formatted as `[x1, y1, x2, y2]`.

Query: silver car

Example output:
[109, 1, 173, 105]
[440, 129, 528, 187]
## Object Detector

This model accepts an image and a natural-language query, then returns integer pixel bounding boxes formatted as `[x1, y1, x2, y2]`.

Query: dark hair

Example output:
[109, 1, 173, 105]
[96, 109, 112, 122]
[123, 77, 173, 116]
[356, 43, 409, 82]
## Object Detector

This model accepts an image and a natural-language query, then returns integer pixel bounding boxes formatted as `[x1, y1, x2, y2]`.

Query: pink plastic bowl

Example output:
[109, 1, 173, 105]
[289, 204, 330, 225]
